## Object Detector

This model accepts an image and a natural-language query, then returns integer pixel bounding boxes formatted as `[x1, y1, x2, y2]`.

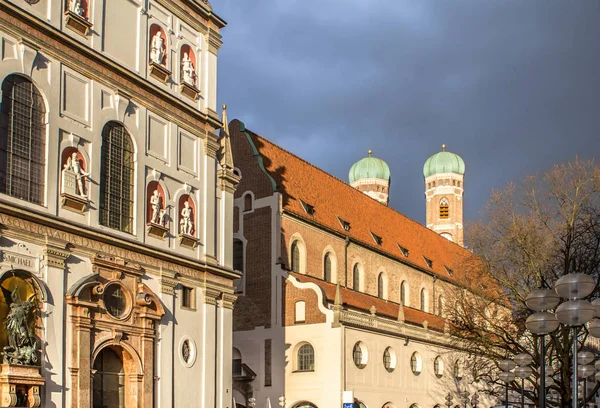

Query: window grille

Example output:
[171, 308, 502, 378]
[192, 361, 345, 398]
[291, 242, 300, 273]
[0, 75, 46, 205]
[439, 198, 449, 219]
[352, 343, 364, 368]
[297, 344, 314, 371]
[99, 122, 134, 233]
[323, 253, 332, 282]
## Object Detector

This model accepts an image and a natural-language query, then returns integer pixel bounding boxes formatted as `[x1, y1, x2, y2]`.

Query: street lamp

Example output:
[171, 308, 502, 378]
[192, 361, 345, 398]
[248, 397, 256, 408]
[525, 288, 560, 408]
[498, 359, 516, 408]
[460, 391, 469, 408]
[514, 353, 533, 408]
[554, 273, 596, 408]
[470, 393, 479, 408]
[445, 393, 454, 408]
[577, 352, 595, 408]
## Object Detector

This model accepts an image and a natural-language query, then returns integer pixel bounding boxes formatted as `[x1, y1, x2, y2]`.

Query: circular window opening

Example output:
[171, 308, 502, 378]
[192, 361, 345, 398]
[104, 284, 128, 319]
[434, 356, 444, 378]
[182, 340, 191, 363]
[353, 342, 368, 369]
[410, 352, 422, 376]
[179, 336, 197, 367]
[383, 347, 396, 373]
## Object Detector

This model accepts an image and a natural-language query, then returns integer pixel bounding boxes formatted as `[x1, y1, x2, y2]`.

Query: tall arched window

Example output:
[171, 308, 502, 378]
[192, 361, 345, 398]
[400, 280, 408, 306]
[353, 264, 361, 291]
[420, 288, 428, 312]
[99, 122, 135, 233]
[377, 272, 387, 299]
[233, 239, 244, 272]
[0, 75, 46, 205]
[297, 343, 315, 372]
[323, 253, 332, 282]
[93, 347, 125, 408]
[438, 295, 444, 317]
[243, 193, 252, 211]
[291, 241, 300, 273]
[439, 197, 449, 219]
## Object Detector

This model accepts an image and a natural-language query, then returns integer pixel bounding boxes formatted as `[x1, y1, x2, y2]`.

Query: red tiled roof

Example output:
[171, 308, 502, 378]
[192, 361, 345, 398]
[231, 119, 496, 295]
[291, 272, 446, 332]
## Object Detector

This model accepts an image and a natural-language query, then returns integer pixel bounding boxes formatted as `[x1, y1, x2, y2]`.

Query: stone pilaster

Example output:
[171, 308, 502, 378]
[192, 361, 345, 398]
[157, 268, 176, 408]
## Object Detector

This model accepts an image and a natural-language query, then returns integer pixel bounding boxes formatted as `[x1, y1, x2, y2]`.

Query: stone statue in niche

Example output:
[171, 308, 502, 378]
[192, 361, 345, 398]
[62, 152, 89, 198]
[150, 32, 166, 65]
[150, 190, 166, 226]
[180, 201, 193, 235]
[69, 0, 85, 17]
[1, 284, 38, 366]
[181, 52, 196, 85]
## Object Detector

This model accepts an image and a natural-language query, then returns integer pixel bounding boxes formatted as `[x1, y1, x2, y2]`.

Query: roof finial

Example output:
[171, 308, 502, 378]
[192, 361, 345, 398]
[442, 144, 446, 151]
[368, 149, 372, 156]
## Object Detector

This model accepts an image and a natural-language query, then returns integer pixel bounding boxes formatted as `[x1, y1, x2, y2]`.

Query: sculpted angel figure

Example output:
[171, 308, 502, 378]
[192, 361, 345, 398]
[2, 284, 37, 365]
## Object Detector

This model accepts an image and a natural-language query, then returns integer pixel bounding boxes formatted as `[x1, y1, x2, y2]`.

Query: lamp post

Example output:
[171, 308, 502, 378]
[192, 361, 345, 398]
[445, 393, 454, 408]
[248, 397, 256, 408]
[577, 352, 595, 408]
[554, 273, 596, 408]
[498, 358, 516, 408]
[525, 288, 560, 408]
[470, 393, 479, 408]
[460, 391, 469, 408]
[514, 353, 533, 408]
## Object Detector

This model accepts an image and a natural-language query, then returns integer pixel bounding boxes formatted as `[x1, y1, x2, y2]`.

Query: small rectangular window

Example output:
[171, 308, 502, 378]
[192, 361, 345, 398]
[181, 286, 195, 309]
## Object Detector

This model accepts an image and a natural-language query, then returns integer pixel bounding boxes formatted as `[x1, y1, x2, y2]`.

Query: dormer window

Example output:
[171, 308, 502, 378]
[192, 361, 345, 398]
[397, 245, 409, 257]
[299, 199, 315, 216]
[337, 216, 351, 232]
[371, 232, 383, 246]
[423, 256, 433, 268]
[444, 265, 454, 276]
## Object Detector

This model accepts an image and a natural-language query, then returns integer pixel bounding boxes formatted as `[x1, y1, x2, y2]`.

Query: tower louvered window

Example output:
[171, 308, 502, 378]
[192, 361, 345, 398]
[439, 198, 449, 219]
[0, 75, 46, 205]
[99, 122, 135, 233]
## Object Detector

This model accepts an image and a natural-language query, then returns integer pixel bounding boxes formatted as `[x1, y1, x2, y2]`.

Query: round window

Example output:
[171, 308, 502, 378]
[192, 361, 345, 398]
[383, 347, 396, 373]
[434, 356, 444, 378]
[353, 342, 368, 369]
[104, 284, 128, 319]
[410, 352, 422, 376]
[182, 340, 191, 363]
[179, 336, 197, 367]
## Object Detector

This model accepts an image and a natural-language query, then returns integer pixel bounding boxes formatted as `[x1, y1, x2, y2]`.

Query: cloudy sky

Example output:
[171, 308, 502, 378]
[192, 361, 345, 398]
[216, 0, 600, 225]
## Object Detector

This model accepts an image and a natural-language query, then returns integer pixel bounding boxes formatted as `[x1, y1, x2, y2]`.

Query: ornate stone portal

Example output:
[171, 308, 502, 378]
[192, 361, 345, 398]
[0, 278, 44, 408]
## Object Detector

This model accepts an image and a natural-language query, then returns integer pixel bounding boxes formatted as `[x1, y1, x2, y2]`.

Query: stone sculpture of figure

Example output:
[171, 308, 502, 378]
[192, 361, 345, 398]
[2, 285, 37, 365]
[181, 52, 196, 85]
[150, 32, 166, 65]
[63, 152, 89, 197]
[69, 0, 84, 17]
[150, 189, 163, 225]
[180, 201, 193, 235]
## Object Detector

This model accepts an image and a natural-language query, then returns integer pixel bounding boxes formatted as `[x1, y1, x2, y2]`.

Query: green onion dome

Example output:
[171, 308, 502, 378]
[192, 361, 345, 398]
[423, 144, 465, 178]
[349, 150, 390, 184]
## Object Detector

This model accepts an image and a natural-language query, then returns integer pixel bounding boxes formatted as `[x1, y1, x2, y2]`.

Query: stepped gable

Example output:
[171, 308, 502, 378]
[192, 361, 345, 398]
[231, 119, 497, 297]
[291, 272, 446, 331]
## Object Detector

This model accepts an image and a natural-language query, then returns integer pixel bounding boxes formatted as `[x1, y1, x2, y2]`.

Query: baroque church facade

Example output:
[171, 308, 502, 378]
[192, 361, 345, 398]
[0, 0, 239, 407]
[229, 119, 495, 408]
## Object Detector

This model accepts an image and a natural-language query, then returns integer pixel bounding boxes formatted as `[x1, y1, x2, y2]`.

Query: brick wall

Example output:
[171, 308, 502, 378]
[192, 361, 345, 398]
[282, 279, 326, 326]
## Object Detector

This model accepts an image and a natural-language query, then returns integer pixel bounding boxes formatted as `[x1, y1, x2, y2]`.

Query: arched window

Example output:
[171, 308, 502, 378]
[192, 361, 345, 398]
[99, 122, 135, 233]
[439, 197, 449, 219]
[434, 356, 444, 378]
[454, 360, 463, 380]
[323, 253, 332, 283]
[438, 295, 444, 317]
[400, 280, 409, 306]
[0, 74, 46, 205]
[353, 264, 361, 291]
[232, 347, 242, 376]
[243, 193, 252, 211]
[420, 288, 428, 312]
[410, 352, 422, 375]
[352, 342, 367, 369]
[383, 347, 396, 373]
[377, 272, 387, 299]
[291, 241, 300, 273]
[233, 240, 244, 272]
[93, 347, 125, 408]
[297, 343, 315, 372]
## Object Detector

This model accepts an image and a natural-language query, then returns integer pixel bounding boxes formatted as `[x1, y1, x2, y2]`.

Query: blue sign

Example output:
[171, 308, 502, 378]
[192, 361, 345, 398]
[343, 404, 354, 408]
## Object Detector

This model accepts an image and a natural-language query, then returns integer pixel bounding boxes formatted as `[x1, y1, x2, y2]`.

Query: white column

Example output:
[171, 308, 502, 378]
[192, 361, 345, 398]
[157, 270, 177, 408]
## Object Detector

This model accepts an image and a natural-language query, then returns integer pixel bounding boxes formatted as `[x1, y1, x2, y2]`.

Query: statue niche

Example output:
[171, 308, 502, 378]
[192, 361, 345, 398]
[178, 194, 199, 249]
[0, 273, 45, 408]
[64, 0, 92, 37]
[148, 25, 171, 83]
[60, 148, 89, 213]
[146, 182, 169, 239]
[179, 46, 200, 100]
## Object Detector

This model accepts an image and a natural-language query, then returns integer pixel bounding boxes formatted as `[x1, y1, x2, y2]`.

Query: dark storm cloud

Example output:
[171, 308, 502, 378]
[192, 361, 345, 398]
[217, 0, 600, 225]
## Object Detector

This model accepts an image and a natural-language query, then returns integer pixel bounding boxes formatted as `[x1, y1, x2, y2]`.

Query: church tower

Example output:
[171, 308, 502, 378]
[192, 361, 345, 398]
[349, 150, 391, 205]
[423, 144, 465, 245]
